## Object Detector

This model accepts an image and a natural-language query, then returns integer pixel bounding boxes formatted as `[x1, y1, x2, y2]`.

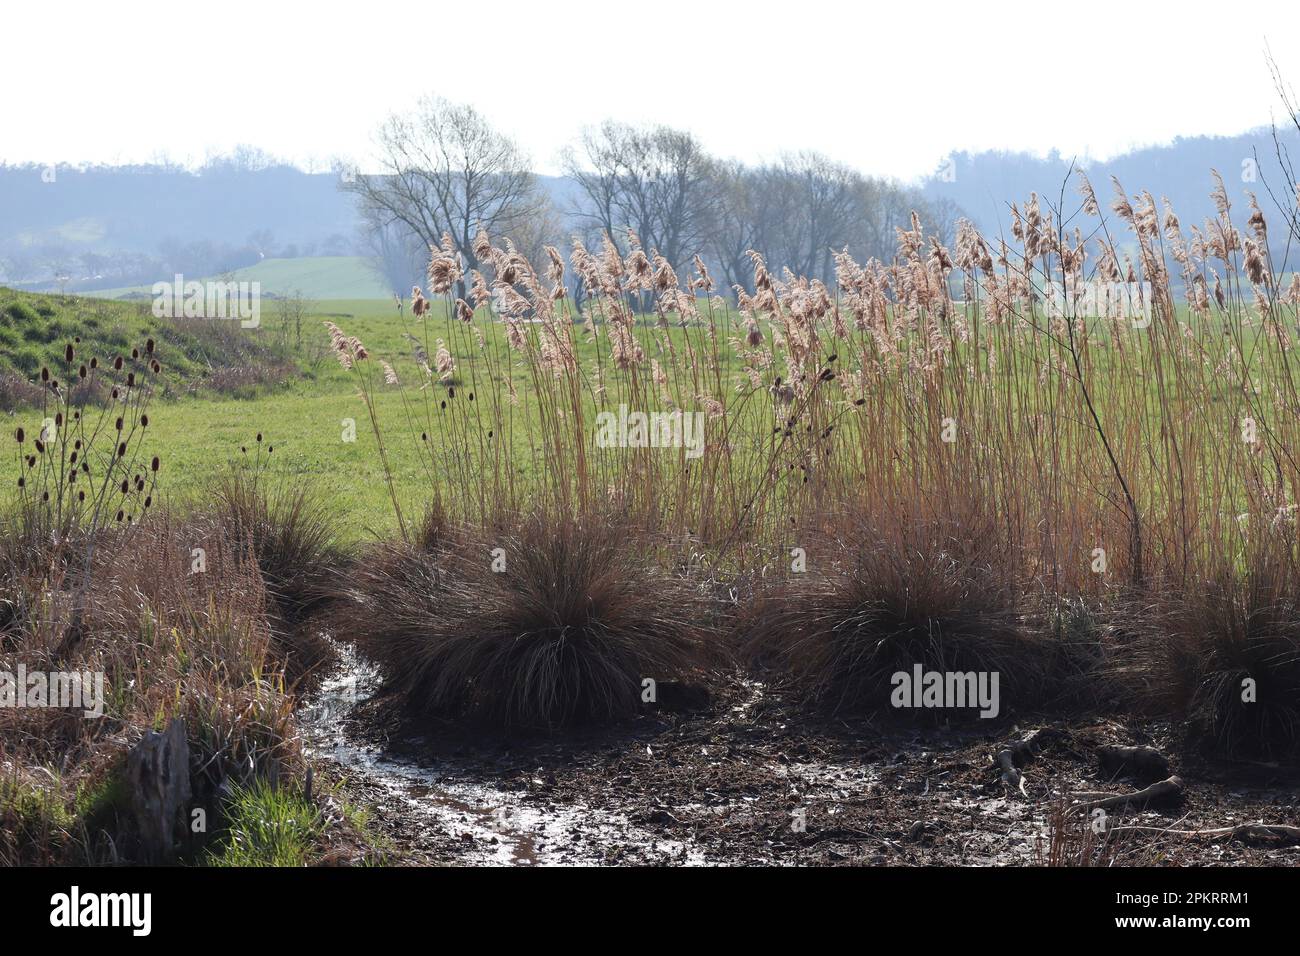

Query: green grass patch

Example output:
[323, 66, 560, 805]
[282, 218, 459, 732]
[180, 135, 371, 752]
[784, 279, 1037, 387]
[205, 780, 323, 867]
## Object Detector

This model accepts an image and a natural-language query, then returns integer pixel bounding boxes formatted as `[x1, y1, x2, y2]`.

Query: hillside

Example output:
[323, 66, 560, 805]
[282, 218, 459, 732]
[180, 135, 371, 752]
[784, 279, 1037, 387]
[0, 286, 300, 408]
[90, 256, 392, 301]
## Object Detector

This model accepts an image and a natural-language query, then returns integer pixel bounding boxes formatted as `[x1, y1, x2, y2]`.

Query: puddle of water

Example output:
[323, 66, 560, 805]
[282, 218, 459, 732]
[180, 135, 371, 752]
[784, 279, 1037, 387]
[300, 648, 708, 866]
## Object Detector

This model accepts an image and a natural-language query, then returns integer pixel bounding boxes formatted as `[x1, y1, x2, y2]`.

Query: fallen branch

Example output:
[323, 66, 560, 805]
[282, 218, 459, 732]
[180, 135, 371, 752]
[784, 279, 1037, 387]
[994, 728, 1065, 795]
[1069, 775, 1185, 814]
[1105, 823, 1300, 846]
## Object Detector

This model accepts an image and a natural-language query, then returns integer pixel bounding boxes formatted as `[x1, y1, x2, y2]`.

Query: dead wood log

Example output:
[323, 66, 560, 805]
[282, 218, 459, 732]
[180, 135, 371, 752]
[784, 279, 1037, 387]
[1069, 775, 1185, 815]
[994, 727, 1065, 794]
[1098, 745, 1170, 784]
[125, 717, 191, 864]
[1106, 823, 1300, 845]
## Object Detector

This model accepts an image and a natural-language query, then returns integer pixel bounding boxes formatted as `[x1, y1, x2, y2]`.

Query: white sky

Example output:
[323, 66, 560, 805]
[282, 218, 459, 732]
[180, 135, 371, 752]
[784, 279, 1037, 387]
[3, 0, 1298, 181]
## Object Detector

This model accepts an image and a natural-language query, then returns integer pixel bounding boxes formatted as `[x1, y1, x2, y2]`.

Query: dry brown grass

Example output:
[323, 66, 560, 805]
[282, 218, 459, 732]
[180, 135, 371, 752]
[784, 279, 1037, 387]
[326, 167, 1300, 752]
[333, 506, 711, 727]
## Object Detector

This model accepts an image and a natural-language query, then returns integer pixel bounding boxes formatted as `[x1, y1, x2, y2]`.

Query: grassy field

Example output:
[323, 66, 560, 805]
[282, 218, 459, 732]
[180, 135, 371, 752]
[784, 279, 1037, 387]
[0, 292, 487, 539]
[2, 290, 742, 542]
[87, 256, 392, 301]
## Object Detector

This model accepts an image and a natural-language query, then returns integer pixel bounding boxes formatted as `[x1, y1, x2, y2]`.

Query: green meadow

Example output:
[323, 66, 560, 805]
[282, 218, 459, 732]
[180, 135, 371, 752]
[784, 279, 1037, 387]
[1, 288, 744, 543]
[0, 282, 1280, 547]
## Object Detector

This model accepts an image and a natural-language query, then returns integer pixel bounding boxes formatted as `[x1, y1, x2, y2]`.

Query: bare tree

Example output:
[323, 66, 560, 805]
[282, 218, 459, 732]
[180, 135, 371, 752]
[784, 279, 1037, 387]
[360, 219, 427, 298]
[709, 154, 863, 286]
[707, 154, 967, 287]
[563, 122, 722, 269]
[346, 96, 544, 297]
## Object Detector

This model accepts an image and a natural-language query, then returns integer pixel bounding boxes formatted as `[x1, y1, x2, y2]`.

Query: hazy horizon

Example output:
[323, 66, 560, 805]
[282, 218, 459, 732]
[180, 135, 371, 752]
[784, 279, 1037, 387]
[6, 0, 1298, 181]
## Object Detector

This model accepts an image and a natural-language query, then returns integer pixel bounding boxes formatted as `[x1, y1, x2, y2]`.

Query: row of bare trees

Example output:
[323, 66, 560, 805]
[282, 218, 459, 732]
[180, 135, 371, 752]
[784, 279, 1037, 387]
[347, 96, 961, 300]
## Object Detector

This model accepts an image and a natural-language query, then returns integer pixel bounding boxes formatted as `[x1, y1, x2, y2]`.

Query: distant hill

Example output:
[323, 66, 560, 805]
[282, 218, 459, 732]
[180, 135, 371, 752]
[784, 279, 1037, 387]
[91, 256, 391, 301]
[922, 127, 1300, 242]
[0, 160, 578, 295]
[7, 127, 1300, 298]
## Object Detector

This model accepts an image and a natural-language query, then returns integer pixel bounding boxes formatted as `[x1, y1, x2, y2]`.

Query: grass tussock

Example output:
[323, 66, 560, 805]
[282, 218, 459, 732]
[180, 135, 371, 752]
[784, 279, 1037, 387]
[1122, 556, 1300, 760]
[743, 508, 1053, 718]
[211, 457, 342, 682]
[336, 509, 709, 727]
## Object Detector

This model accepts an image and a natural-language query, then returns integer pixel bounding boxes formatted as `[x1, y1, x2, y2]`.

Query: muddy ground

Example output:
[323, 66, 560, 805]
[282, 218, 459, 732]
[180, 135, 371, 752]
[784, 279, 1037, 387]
[302, 656, 1300, 867]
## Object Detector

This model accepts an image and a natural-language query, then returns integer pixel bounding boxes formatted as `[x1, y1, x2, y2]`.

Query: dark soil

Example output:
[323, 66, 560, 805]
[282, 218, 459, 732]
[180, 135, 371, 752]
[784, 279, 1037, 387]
[311, 668, 1300, 867]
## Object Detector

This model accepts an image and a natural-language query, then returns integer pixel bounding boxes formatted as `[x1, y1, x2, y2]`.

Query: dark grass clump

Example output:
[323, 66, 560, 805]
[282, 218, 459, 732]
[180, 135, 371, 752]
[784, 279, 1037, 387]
[336, 509, 709, 728]
[744, 514, 1053, 720]
[212, 466, 341, 682]
[1126, 569, 1300, 760]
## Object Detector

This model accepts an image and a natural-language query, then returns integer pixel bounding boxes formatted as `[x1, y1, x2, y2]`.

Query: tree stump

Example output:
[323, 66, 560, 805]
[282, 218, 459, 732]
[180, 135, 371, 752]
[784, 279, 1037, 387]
[125, 717, 192, 864]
